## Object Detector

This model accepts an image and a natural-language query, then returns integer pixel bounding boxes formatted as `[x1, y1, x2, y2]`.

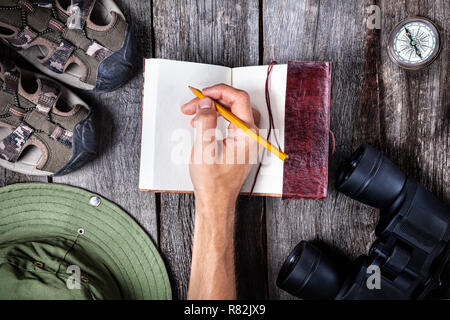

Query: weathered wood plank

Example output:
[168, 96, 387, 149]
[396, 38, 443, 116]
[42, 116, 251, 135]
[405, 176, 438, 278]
[153, 0, 265, 299]
[54, 0, 159, 243]
[264, 0, 449, 299]
[377, 0, 449, 205]
[264, 0, 379, 299]
[235, 196, 267, 299]
[377, 0, 450, 298]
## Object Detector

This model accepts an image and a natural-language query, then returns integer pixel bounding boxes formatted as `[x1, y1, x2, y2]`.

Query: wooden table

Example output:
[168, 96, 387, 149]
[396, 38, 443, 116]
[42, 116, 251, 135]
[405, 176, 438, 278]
[1, 0, 448, 299]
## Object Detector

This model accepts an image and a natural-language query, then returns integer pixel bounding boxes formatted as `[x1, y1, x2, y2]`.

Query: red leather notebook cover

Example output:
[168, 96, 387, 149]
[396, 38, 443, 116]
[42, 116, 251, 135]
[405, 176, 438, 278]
[282, 61, 332, 200]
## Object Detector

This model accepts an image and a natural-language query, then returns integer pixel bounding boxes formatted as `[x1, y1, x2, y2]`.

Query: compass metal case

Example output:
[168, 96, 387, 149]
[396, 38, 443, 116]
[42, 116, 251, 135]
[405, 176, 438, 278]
[388, 16, 441, 70]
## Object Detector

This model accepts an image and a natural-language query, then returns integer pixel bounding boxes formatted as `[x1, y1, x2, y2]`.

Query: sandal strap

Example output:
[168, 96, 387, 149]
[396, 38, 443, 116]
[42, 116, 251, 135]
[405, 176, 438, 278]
[18, 0, 35, 14]
[25, 108, 74, 148]
[67, 0, 96, 30]
[9, 105, 27, 118]
[28, 79, 73, 148]
[6, 26, 38, 50]
[42, 40, 75, 74]
[86, 41, 113, 63]
[36, 78, 60, 115]
[2, 61, 20, 95]
[51, 125, 73, 147]
[48, 18, 66, 33]
[0, 123, 34, 162]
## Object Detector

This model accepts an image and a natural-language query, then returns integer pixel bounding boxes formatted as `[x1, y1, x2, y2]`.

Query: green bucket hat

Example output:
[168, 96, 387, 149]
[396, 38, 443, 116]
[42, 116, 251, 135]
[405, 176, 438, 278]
[0, 183, 171, 300]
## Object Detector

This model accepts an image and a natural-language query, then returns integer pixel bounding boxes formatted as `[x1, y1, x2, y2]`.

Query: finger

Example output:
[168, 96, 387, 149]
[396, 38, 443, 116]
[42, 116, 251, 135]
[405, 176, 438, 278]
[227, 107, 260, 133]
[189, 103, 222, 128]
[181, 97, 200, 115]
[252, 108, 261, 126]
[202, 84, 254, 124]
[192, 97, 218, 127]
[192, 98, 217, 142]
[223, 131, 259, 165]
[227, 125, 259, 142]
[191, 98, 219, 164]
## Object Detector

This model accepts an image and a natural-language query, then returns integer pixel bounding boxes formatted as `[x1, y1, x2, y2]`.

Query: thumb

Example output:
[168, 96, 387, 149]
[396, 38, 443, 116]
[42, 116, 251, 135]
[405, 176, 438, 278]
[192, 98, 218, 164]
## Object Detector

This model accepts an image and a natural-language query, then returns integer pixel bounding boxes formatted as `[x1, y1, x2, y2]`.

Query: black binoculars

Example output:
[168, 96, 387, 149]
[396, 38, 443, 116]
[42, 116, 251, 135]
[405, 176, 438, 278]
[277, 144, 450, 299]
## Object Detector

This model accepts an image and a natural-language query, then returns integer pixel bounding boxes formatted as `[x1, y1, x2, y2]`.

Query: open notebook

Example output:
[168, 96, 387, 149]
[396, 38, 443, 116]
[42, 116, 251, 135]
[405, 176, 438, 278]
[139, 59, 288, 196]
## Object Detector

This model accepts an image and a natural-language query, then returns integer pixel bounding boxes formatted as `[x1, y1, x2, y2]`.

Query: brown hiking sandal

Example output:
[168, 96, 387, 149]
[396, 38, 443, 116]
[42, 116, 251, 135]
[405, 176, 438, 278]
[0, 60, 98, 176]
[0, 0, 135, 92]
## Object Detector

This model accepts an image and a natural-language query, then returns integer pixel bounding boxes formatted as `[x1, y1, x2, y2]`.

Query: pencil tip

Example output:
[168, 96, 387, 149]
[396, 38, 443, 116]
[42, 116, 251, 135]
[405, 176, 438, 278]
[188, 85, 196, 92]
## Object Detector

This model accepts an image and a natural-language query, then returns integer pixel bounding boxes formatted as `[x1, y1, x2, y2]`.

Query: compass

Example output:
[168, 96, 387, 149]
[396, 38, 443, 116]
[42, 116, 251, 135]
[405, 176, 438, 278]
[388, 17, 441, 70]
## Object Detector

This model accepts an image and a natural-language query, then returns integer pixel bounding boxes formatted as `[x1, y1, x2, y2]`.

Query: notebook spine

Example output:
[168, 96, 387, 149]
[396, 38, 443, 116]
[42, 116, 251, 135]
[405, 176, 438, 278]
[282, 61, 332, 200]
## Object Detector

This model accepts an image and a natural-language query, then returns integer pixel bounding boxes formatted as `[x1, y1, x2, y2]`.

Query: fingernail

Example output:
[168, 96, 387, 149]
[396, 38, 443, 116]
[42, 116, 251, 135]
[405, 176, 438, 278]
[199, 98, 212, 109]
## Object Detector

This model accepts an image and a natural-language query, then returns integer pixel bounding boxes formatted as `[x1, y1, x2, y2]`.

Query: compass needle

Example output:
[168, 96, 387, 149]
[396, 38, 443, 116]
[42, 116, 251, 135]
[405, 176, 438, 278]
[388, 17, 440, 69]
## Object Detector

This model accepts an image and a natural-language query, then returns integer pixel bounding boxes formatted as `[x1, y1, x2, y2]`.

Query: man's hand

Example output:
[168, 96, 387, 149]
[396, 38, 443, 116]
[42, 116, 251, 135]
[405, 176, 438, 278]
[181, 84, 261, 212]
[181, 84, 260, 300]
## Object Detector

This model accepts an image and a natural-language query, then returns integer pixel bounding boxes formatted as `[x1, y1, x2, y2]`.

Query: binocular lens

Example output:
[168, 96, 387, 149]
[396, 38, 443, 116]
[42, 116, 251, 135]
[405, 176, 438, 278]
[276, 242, 344, 299]
[336, 144, 407, 209]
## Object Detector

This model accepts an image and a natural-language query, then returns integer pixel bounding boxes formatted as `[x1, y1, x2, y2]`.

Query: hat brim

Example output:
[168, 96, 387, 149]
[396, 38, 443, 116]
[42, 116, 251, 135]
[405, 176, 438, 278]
[0, 183, 171, 300]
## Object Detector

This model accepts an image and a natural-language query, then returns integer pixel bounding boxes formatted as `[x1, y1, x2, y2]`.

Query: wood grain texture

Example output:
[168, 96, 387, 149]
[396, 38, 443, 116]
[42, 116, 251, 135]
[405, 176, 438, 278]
[264, 0, 381, 299]
[377, 0, 450, 297]
[0, 0, 447, 300]
[53, 0, 159, 243]
[152, 0, 266, 299]
[377, 0, 449, 204]
[264, 0, 449, 299]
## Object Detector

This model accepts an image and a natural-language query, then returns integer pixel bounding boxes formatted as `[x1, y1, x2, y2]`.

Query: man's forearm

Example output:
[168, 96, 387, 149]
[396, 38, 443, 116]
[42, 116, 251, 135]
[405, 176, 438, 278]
[187, 200, 237, 300]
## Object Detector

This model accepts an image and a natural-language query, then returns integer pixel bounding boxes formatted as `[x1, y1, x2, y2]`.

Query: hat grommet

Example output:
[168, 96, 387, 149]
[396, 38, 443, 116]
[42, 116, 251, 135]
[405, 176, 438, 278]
[89, 196, 101, 207]
[77, 228, 85, 236]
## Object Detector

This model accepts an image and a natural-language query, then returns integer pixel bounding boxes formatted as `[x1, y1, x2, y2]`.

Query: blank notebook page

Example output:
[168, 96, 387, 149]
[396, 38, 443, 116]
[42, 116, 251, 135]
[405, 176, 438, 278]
[140, 59, 231, 191]
[140, 59, 287, 195]
[232, 65, 287, 195]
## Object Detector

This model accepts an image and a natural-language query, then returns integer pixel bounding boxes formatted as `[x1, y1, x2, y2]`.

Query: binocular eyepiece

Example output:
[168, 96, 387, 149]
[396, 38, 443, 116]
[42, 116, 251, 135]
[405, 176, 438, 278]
[277, 144, 450, 300]
[336, 144, 406, 209]
[277, 241, 347, 299]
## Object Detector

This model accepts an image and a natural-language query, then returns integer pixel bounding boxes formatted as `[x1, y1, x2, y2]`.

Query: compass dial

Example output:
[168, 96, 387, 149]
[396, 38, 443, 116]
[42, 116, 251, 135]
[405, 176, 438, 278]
[388, 17, 441, 70]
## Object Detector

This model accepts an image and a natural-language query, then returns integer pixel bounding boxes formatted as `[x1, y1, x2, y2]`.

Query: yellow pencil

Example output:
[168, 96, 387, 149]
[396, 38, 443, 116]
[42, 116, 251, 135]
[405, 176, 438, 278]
[188, 86, 288, 161]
